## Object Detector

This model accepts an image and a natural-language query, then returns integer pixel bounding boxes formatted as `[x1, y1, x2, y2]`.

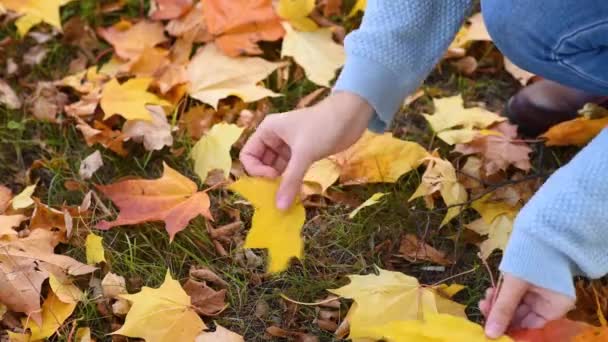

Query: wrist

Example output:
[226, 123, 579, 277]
[323, 91, 374, 124]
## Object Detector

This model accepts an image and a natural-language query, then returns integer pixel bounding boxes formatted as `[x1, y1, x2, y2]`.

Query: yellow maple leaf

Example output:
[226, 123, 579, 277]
[85, 232, 106, 265]
[21, 290, 77, 341]
[2, 0, 74, 36]
[191, 123, 244, 182]
[229, 177, 305, 273]
[49, 275, 83, 304]
[348, 192, 387, 219]
[187, 44, 284, 109]
[328, 267, 466, 340]
[277, 0, 318, 32]
[313, 131, 429, 186]
[100, 77, 171, 121]
[303, 158, 341, 195]
[113, 270, 206, 342]
[409, 157, 468, 226]
[471, 194, 519, 224]
[362, 314, 513, 342]
[281, 22, 345, 87]
[466, 214, 514, 259]
[423, 95, 505, 145]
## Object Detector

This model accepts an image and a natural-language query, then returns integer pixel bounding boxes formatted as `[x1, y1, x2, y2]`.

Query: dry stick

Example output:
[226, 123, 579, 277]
[279, 293, 340, 307]
[428, 265, 479, 288]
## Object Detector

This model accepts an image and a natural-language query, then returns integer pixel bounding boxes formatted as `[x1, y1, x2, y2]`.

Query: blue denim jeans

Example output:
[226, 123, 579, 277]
[482, 0, 608, 95]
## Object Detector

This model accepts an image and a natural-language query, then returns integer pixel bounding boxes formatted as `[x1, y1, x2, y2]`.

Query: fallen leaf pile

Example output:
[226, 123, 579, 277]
[0, 0, 605, 341]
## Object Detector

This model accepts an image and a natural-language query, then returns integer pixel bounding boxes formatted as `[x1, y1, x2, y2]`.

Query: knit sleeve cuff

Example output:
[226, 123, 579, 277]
[333, 54, 411, 133]
[499, 225, 576, 298]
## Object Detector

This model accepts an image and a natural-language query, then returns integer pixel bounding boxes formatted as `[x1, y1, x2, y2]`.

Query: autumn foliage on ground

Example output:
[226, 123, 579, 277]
[1, 0, 608, 341]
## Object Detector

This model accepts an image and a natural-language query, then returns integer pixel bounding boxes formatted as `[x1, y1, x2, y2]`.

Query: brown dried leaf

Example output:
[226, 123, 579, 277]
[0, 79, 21, 109]
[455, 122, 532, 175]
[397, 234, 452, 265]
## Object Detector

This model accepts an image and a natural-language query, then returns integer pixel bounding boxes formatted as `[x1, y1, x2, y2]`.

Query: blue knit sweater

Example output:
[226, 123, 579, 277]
[334, 0, 608, 298]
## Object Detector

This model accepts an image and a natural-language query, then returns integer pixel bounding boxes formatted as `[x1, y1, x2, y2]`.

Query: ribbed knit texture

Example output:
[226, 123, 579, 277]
[501, 128, 608, 297]
[333, 1, 608, 298]
[334, 0, 473, 131]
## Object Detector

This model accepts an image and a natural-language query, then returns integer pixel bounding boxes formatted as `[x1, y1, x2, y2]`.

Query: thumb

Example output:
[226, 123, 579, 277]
[485, 274, 529, 338]
[276, 154, 312, 210]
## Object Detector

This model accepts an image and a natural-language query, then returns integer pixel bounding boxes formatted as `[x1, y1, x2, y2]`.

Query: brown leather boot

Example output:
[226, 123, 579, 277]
[504, 79, 608, 137]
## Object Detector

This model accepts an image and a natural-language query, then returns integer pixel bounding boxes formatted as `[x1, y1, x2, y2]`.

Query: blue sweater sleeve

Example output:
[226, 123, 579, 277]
[500, 128, 608, 298]
[333, 0, 473, 132]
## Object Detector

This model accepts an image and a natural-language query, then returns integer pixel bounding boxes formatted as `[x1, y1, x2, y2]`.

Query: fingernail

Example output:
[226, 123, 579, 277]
[276, 196, 290, 210]
[485, 322, 503, 338]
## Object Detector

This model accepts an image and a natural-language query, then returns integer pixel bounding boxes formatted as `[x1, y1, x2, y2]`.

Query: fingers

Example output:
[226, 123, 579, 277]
[276, 152, 312, 210]
[240, 121, 289, 178]
[485, 274, 529, 338]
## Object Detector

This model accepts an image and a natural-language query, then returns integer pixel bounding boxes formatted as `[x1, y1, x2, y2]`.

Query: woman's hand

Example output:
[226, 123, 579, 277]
[240, 91, 374, 210]
[480, 273, 575, 338]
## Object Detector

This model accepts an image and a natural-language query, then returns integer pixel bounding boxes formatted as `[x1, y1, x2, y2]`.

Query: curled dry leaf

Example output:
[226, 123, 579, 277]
[27, 82, 68, 122]
[455, 121, 532, 175]
[182, 280, 226, 314]
[29, 198, 72, 243]
[79, 150, 103, 180]
[0, 79, 21, 109]
[202, 0, 284, 56]
[122, 105, 174, 151]
[397, 234, 452, 266]
[465, 214, 514, 259]
[102, 272, 128, 299]
[75, 119, 128, 156]
[96, 162, 213, 241]
[0, 229, 95, 325]
[409, 156, 468, 226]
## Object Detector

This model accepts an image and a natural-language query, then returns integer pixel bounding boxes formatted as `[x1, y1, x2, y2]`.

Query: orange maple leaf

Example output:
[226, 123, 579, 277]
[96, 162, 212, 241]
[202, 0, 285, 56]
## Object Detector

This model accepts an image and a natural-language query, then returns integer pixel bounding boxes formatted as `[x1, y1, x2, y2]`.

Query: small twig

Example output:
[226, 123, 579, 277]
[428, 265, 479, 287]
[478, 252, 496, 289]
[279, 293, 340, 306]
